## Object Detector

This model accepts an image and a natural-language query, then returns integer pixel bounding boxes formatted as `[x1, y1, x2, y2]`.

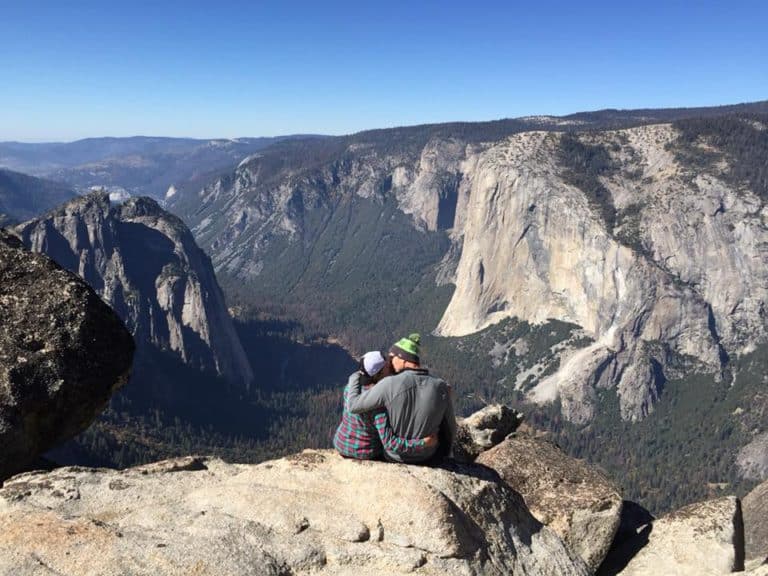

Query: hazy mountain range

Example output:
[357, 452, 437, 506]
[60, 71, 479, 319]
[0, 168, 76, 226]
[0, 135, 325, 200]
[3, 101, 767, 200]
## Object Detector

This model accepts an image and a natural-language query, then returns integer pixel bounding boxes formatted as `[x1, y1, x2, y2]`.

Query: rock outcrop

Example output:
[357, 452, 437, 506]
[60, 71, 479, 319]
[477, 433, 623, 572]
[0, 230, 134, 482]
[615, 496, 745, 576]
[743, 479, 768, 562]
[737, 431, 768, 482]
[597, 500, 656, 575]
[453, 403, 523, 462]
[0, 451, 590, 575]
[15, 192, 253, 389]
[745, 563, 768, 576]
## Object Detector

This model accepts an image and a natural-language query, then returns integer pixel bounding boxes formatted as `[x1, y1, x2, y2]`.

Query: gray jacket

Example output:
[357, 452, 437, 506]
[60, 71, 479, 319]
[348, 368, 457, 463]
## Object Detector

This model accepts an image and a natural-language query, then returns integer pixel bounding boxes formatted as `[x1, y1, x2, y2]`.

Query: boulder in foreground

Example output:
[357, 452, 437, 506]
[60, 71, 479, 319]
[616, 496, 744, 576]
[453, 403, 523, 462]
[0, 451, 589, 575]
[743, 479, 768, 563]
[477, 433, 622, 572]
[0, 230, 134, 482]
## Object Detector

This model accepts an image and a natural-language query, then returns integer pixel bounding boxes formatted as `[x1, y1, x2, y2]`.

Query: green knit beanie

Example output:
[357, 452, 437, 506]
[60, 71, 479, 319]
[390, 333, 421, 364]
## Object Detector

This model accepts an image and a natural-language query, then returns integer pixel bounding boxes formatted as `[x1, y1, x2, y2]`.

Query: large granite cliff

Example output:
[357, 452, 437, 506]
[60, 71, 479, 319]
[14, 192, 253, 390]
[436, 125, 767, 422]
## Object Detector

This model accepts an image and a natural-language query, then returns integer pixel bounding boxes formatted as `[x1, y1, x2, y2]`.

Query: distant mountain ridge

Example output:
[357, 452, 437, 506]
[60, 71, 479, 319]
[4, 100, 767, 201]
[0, 168, 77, 226]
[0, 135, 327, 200]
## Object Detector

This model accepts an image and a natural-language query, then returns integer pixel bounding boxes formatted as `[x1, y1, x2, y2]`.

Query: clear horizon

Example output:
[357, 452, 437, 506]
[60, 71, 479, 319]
[3, 97, 768, 145]
[3, 0, 767, 142]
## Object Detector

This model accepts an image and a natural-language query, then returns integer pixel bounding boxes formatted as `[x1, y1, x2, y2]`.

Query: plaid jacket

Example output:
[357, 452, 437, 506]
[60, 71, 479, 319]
[333, 373, 427, 459]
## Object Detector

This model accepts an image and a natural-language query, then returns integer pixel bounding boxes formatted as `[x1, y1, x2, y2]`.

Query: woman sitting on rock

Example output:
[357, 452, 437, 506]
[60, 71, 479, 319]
[334, 351, 436, 460]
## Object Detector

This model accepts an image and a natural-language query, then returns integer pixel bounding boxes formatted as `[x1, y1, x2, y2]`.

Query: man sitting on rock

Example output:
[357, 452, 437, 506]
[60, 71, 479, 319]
[348, 333, 457, 464]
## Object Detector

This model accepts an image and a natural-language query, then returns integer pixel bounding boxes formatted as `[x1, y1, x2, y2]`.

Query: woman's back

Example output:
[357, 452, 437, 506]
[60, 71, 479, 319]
[333, 372, 383, 459]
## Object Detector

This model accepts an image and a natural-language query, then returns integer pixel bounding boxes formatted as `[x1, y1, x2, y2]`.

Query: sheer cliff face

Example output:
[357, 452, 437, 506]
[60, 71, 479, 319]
[15, 192, 253, 390]
[173, 122, 768, 423]
[438, 126, 767, 422]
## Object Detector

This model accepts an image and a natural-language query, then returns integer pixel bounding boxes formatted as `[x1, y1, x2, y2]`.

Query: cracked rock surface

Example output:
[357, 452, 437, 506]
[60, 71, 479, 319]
[477, 433, 622, 572]
[615, 496, 745, 576]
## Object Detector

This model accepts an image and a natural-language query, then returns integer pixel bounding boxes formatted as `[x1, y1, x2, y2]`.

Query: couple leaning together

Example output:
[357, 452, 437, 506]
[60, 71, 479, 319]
[333, 333, 457, 464]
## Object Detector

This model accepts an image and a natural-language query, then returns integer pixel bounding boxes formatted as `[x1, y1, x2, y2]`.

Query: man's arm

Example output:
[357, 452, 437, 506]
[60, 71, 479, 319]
[347, 374, 392, 414]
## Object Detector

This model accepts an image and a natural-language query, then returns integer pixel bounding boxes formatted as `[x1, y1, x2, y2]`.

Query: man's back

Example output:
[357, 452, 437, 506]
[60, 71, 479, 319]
[348, 367, 457, 463]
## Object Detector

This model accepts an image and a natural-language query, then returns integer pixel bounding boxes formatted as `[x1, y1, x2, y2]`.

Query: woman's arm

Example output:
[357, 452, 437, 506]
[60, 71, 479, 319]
[373, 412, 437, 456]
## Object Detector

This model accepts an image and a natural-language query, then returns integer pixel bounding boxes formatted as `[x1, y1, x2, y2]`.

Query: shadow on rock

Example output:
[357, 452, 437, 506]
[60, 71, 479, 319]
[596, 500, 655, 575]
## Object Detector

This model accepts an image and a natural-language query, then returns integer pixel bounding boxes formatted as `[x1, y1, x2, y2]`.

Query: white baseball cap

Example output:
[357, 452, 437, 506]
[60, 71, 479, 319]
[362, 351, 386, 377]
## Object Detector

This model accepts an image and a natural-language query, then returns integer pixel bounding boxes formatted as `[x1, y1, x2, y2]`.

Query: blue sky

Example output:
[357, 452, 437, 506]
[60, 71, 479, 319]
[2, 0, 766, 141]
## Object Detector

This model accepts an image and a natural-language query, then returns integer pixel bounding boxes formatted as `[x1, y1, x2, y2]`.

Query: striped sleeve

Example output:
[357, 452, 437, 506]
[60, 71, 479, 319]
[373, 412, 427, 456]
